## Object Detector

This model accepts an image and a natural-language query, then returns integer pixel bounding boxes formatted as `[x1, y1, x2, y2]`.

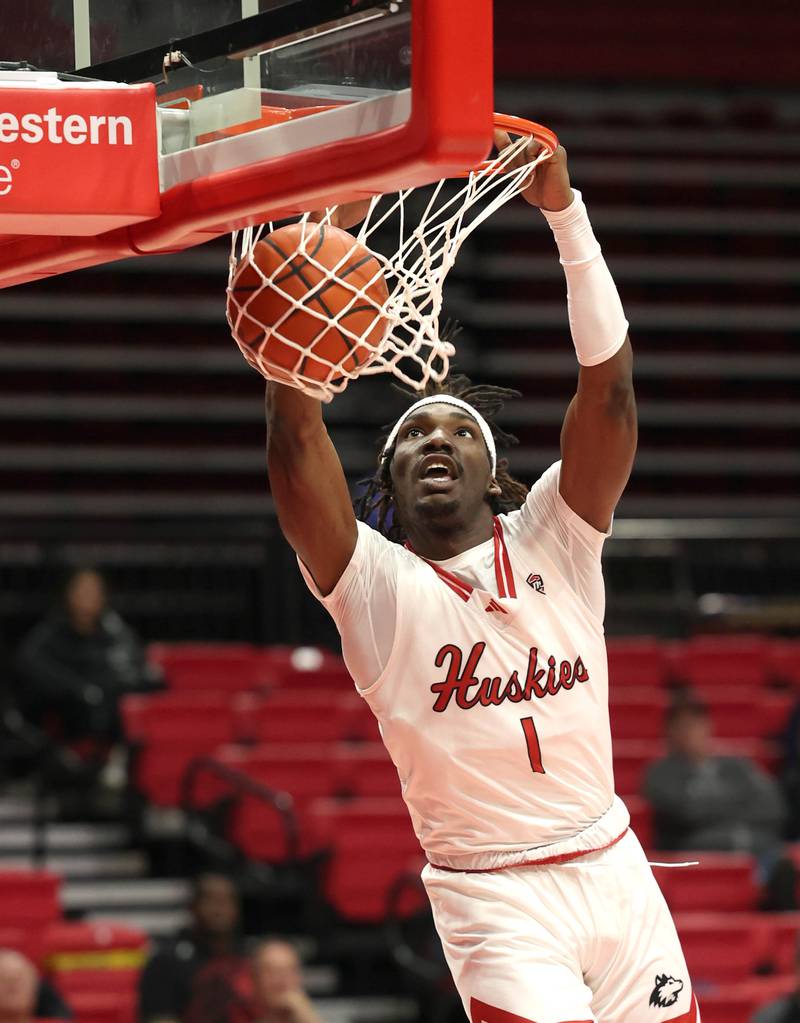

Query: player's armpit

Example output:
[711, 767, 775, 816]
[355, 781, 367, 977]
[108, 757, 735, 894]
[558, 337, 637, 533]
[266, 381, 357, 596]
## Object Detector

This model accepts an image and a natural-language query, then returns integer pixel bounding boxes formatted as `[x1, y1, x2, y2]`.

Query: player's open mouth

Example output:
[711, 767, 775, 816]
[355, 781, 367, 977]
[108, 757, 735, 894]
[418, 455, 458, 481]
[418, 455, 458, 492]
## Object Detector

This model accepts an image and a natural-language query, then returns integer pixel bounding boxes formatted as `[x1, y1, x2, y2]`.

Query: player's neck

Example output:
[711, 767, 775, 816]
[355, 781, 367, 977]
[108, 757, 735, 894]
[406, 512, 494, 562]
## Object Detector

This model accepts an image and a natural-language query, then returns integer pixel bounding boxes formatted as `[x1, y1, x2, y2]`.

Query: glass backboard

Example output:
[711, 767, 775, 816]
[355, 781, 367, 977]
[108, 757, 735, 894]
[1, 0, 493, 286]
[10, 2, 412, 148]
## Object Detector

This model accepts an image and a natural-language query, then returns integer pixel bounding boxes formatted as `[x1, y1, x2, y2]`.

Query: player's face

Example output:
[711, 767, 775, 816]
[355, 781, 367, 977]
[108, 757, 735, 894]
[389, 404, 500, 531]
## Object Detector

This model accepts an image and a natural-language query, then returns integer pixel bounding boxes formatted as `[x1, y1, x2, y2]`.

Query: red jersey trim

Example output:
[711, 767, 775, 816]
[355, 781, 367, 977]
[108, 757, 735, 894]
[664, 995, 699, 1023]
[428, 827, 628, 874]
[493, 518, 517, 598]
[407, 517, 517, 608]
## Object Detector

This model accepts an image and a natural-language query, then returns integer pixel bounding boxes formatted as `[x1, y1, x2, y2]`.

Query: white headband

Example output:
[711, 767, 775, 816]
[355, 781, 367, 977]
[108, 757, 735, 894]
[381, 394, 497, 475]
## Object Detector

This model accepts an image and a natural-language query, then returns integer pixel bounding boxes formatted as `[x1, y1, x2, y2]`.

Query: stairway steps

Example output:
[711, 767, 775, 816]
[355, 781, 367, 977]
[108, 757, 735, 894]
[62, 878, 190, 911]
[0, 850, 148, 879]
[0, 823, 129, 854]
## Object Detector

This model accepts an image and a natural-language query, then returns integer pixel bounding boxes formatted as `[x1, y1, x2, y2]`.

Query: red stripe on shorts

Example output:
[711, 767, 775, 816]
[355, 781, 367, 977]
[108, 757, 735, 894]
[664, 995, 699, 1022]
[470, 997, 593, 1023]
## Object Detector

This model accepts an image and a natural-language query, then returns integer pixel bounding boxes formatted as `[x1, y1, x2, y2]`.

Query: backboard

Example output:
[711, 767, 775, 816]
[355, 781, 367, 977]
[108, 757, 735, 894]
[1, 1, 494, 285]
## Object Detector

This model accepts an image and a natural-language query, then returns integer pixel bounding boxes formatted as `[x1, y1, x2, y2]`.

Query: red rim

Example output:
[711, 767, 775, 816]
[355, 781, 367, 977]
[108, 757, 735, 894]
[472, 113, 558, 173]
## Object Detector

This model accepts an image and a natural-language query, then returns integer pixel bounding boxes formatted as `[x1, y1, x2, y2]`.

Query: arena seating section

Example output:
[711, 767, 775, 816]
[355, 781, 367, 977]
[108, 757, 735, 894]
[0, 871, 146, 1023]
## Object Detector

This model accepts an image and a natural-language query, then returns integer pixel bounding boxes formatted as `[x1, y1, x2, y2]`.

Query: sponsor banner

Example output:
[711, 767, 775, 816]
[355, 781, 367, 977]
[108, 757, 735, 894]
[0, 83, 160, 235]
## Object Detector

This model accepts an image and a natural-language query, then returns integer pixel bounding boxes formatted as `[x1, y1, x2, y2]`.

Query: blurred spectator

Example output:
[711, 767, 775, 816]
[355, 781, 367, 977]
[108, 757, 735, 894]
[33, 980, 71, 1022]
[138, 873, 245, 1023]
[781, 702, 800, 841]
[644, 700, 796, 909]
[249, 941, 322, 1023]
[751, 934, 800, 1022]
[0, 949, 72, 1023]
[16, 568, 161, 749]
[644, 700, 786, 854]
[0, 950, 38, 1023]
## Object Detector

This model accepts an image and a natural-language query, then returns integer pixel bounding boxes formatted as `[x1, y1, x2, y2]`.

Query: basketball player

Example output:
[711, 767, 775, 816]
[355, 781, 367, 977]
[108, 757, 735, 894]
[262, 139, 698, 1023]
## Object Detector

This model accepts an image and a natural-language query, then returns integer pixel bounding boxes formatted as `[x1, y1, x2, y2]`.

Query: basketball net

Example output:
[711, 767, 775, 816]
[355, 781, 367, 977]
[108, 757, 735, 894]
[227, 120, 556, 402]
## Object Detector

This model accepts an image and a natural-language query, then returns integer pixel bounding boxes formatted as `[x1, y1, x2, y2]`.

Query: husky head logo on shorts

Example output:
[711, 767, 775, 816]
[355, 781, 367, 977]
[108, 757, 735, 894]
[649, 974, 684, 1008]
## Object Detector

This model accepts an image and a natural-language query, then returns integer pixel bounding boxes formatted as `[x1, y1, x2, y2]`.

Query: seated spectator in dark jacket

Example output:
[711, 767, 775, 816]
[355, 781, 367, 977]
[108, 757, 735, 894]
[751, 935, 800, 1023]
[644, 700, 786, 855]
[16, 568, 160, 746]
[644, 699, 796, 909]
[138, 874, 246, 1023]
[249, 941, 322, 1023]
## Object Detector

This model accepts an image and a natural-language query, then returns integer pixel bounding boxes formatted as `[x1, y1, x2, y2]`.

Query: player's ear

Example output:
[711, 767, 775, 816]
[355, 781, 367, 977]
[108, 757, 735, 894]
[487, 477, 502, 498]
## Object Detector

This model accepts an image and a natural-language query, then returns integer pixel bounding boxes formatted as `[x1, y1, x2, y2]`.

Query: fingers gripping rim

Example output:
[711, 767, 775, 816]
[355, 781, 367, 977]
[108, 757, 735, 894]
[473, 114, 559, 174]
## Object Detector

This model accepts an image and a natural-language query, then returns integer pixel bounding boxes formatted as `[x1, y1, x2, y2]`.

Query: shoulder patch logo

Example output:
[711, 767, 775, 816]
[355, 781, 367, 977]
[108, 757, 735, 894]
[526, 573, 545, 594]
[649, 974, 684, 1009]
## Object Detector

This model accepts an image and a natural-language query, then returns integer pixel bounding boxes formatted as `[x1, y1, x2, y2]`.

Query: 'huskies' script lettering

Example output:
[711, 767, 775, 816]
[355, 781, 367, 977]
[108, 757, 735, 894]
[431, 642, 589, 712]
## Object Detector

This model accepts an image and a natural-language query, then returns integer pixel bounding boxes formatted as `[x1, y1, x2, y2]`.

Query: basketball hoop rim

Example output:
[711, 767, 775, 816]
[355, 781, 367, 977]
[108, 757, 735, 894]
[250, 105, 558, 178]
[489, 113, 559, 160]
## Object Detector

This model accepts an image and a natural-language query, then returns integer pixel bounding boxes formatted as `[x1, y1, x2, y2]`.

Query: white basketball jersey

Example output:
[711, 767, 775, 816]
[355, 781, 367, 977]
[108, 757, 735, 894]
[300, 461, 629, 870]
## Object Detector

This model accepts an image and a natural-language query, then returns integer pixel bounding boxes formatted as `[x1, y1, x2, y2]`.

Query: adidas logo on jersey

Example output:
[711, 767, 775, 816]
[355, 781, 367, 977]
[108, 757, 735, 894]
[526, 573, 545, 594]
[484, 599, 508, 614]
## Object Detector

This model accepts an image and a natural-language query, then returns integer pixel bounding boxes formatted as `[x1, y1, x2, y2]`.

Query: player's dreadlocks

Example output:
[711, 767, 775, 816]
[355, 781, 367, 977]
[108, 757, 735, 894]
[355, 339, 529, 541]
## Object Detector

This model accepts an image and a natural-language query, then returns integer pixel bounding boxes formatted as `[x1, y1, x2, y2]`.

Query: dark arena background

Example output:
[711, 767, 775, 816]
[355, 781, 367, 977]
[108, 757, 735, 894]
[0, 3, 798, 1023]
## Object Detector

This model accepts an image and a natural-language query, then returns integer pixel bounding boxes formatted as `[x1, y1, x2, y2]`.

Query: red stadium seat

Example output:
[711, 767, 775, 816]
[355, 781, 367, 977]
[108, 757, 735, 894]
[0, 870, 61, 926]
[698, 977, 797, 1023]
[655, 854, 758, 912]
[244, 690, 373, 744]
[0, 926, 44, 964]
[55, 969, 140, 996]
[609, 688, 668, 740]
[335, 744, 401, 798]
[43, 921, 148, 964]
[122, 693, 239, 744]
[701, 688, 793, 740]
[147, 643, 273, 691]
[123, 693, 240, 806]
[258, 645, 354, 689]
[606, 638, 667, 688]
[624, 796, 653, 849]
[613, 740, 662, 794]
[218, 744, 343, 803]
[695, 990, 754, 1023]
[65, 990, 136, 1023]
[770, 641, 800, 689]
[678, 635, 770, 690]
[770, 914, 800, 972]
[673, 913, 761, 982]
[307, 797, 421, 922]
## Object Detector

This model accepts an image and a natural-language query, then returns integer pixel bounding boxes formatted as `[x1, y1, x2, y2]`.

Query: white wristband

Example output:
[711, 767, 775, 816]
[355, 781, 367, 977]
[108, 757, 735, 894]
[542, 189, 629, 367]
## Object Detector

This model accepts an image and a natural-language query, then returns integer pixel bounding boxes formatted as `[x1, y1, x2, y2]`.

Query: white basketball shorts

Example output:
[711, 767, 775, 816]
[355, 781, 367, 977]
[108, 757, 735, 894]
[422, 829, 699, 1023]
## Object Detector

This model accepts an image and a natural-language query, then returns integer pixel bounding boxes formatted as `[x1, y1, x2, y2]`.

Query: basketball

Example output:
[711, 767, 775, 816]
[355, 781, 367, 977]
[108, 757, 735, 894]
[227, 222, 390, 384]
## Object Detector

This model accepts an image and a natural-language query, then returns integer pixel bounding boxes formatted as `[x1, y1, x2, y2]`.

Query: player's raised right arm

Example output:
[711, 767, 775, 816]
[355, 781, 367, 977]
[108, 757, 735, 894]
[265, 382, 357, 596]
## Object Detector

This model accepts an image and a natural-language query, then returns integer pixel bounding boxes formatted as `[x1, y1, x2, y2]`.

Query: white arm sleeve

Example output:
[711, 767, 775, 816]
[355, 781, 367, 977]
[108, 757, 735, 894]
[297, 521, 401, 690]
[541, 189, 629, 367]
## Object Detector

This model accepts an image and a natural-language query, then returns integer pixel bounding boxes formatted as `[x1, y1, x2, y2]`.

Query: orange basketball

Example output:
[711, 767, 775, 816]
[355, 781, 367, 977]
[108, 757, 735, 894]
[228, 222, 390, 384]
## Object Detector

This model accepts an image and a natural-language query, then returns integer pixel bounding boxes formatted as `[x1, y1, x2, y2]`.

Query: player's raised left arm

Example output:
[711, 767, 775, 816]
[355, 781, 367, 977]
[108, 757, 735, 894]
[505, 136, 637, 533]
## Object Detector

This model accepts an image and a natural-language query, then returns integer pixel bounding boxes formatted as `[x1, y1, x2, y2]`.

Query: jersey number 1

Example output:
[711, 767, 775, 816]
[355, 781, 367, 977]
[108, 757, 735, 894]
[520, 717, 545, 774]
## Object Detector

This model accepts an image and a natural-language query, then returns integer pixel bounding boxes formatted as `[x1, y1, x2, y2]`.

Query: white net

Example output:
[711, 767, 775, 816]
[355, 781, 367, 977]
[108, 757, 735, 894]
[226, 128, 554, 402]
